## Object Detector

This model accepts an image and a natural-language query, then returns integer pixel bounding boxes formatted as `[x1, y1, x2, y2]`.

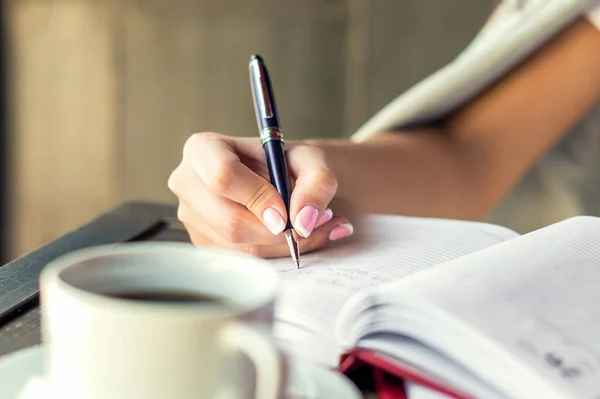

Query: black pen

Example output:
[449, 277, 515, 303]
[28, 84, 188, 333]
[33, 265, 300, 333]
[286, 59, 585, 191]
[249, 54, 300, 268]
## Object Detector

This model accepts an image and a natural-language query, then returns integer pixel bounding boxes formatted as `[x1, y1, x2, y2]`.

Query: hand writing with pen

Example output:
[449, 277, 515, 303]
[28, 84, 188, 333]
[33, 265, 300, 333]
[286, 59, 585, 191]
[167, 132, 354, 259]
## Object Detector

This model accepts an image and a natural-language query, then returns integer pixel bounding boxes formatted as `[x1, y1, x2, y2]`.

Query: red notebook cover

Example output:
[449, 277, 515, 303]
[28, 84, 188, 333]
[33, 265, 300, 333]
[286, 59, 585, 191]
[338, 348, 476, 399]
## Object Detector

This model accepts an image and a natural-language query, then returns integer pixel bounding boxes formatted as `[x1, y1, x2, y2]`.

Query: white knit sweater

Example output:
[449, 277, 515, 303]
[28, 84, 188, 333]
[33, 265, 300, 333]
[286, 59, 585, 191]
[350, 0, 600, 234]
[588, 2, 600, 27]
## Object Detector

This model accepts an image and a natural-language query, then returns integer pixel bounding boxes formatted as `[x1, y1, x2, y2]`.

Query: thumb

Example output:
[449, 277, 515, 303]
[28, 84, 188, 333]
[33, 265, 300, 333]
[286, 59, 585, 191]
[286, 145, 338, 238]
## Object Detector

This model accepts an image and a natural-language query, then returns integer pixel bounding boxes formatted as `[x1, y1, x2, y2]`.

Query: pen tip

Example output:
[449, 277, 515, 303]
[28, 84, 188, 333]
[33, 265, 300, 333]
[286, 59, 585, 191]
[250, 54, 263, 63]
[283, 229, 300, 269]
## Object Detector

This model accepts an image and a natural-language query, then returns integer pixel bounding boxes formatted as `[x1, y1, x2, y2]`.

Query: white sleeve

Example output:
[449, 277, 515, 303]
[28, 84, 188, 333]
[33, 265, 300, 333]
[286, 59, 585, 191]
[351, 0, 598, 142]
[586, 2, 600, 30]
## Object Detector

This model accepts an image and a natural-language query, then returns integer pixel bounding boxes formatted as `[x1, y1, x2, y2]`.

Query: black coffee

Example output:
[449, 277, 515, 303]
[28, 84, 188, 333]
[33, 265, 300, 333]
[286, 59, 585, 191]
[109, 290, 224, 304]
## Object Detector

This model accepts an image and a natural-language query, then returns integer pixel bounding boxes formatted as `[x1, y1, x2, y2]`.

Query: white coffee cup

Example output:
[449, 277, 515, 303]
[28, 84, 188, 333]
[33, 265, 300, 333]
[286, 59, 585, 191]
[39, 242, 287, 399]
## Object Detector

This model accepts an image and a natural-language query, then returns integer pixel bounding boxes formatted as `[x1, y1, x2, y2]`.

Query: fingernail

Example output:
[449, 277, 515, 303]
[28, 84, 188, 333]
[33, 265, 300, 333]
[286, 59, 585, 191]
[263, 208, 286, 235]
[315, 208, 333, 229]
[328, 223, 354, 241]
[294, 205, 319, 238]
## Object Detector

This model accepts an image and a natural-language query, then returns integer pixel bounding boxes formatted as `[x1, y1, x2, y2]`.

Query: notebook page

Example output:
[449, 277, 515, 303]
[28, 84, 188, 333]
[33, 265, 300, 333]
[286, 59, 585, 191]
[380, 216, 600, 399]
[268, 215, 518, 364]
[405, 383, 455, 399]
[359, 334, 508, 399]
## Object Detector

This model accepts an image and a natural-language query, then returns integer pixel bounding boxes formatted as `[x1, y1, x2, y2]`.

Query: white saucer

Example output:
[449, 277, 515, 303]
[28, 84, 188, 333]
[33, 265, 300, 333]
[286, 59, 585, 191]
[0, 345, 362, 399]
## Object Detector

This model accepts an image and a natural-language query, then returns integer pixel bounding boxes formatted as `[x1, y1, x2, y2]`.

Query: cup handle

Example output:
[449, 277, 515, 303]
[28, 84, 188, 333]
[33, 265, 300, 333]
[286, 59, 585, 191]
[220, 322, 287, 399]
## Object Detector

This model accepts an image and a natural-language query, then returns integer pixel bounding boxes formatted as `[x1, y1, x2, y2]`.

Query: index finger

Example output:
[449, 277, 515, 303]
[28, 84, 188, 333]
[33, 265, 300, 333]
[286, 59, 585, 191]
[184, 133, 289, 236]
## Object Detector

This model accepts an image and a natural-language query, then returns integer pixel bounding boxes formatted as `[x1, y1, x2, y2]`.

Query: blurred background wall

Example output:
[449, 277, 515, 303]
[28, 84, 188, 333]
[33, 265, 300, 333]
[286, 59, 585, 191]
[2, 0, 493, 259]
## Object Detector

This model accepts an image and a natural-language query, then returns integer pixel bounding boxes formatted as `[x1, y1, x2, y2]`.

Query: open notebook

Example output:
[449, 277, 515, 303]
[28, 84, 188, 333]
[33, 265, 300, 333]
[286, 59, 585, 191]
[267, 215, 600, 399]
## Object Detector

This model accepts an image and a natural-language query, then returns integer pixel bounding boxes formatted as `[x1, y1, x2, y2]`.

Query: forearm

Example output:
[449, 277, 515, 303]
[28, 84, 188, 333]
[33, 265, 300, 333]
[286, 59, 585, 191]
[307, 18, 600, 220]
[444, 18, 600, 208]
[306, 130, 486, 220]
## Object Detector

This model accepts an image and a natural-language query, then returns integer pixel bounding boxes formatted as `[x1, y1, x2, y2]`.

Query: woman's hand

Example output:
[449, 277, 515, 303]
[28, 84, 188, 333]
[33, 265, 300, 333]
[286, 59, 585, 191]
[168, 132, 354, 258]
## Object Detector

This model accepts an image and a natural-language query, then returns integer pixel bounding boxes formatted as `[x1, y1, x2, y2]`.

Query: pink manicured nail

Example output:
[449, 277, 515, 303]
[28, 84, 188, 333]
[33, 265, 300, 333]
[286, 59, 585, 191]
[294, 205, 319, 237]
[263, 208, 285, 235]
[315, 208, 333, 229]
[328, 223, 354, 241]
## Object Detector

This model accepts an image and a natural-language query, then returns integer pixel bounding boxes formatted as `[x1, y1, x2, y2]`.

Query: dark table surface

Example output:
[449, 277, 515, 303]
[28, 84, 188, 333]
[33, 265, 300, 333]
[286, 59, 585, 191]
[0, 202, 189, 357]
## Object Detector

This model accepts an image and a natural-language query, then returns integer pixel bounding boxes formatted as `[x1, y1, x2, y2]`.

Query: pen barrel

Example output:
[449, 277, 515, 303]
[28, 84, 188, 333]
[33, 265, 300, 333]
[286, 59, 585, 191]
[263, 139, 293, 231]
[249, 55, 280, 133]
